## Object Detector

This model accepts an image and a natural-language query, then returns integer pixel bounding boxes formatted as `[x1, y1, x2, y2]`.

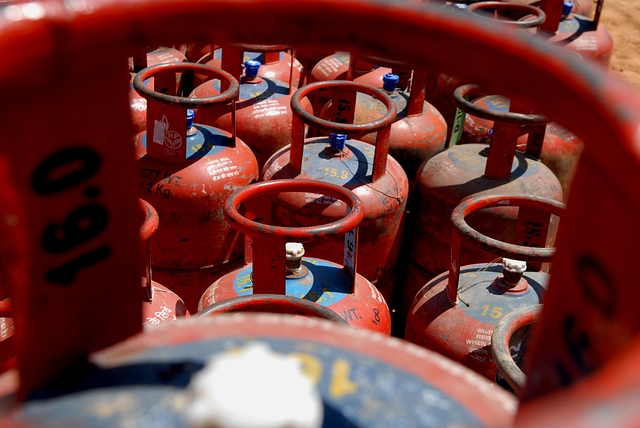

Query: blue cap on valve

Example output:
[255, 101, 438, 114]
[453, 3, 468, 9]
[383, 73, 400, 92]
[244, 60, 261, 78]
[562, 0, 574, 15]
[186, 109, 195, 129]
[329, 133, 347, 151]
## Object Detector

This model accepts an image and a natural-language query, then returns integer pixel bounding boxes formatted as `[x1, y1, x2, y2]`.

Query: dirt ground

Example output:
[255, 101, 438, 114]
[600, 0, 640, 89]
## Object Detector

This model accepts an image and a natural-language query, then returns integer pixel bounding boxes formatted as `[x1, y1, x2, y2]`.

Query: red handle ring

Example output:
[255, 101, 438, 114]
[290, 80, 397, 181]
[491, 303, 542, 394]
[134, 62, 239, 107]
[447, 194, 565, 304]
[196, 294, 350, 325]
[454, 84, 549, 125]
[467, 2, 546, 29]
[224, 179, 364, 239]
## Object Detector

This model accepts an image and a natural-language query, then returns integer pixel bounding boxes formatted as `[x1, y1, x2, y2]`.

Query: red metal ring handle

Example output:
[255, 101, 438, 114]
[196, 294, 350, 325]
[139, 199, 158, 243]
[229, 43, 292, 52]
[224, 179, 364, 239]
[291, 80, 397, 134]
[134, 62, 239, 107]
[454, 84, 549, 125]
[491, 304, 541, 394]
[451, 194, 564, 262]
[467, 2, 546, 29]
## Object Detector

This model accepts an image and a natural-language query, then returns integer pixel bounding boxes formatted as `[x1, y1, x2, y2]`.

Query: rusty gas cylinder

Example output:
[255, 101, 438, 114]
[134, 63, 259, 312]
[426, 2, 546, 129]
[129, 46, 187, 134]
[529, 0, 613, 66]
[191, 48, 312, 171]
[406, 194, 564, 381]
[139, 199, 189, 327]
[199, 179, 392, 334]
[459, 89, 583, 203]
[402, 84, 563, 328]
[262, 81, 409, 309]
[0, 313, 517, 427]
[324, 71, 448, 184]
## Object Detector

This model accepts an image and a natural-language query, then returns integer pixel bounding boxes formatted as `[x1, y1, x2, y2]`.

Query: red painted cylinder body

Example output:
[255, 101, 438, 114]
[461, 94, 584, 203]
[198, 179, 392, 334]
[129, 47, 187, 134]
[406, 194, 563, 380]
[139, 200, 189, 327]
[262, 81, 409, 307]
[133, 63, 259, 312]
[190, 47, 311, 171]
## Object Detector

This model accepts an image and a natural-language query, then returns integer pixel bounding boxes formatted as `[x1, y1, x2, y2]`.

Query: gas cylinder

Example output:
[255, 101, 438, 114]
[427, 2, 546, 128]
[191, 48, 312, 171]
[139, 199, 189, 327]
[530, 0, 613, 66]
[323, 71, 448, 184]
[199, 44, 303, 89]
[405, 194, 564, 381]
[129, 46, 187, 134]
[507, 0, 593, 17]
[459, 87, 584, 203]
[199, 179, 392, 334]
[262, 81, 409, 308]
[1, 312, 517, 427]
[133, 62, 259, 312]
[402, 83, 563, 329]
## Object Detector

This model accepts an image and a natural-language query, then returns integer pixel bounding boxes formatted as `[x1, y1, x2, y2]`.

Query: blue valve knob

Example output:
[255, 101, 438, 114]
[244, 60, 261, 78]
[329, 133, 347, 151]
[187, 109, 195, 129]
[383, 73, 400, 92]
[562, 0, 574, 16]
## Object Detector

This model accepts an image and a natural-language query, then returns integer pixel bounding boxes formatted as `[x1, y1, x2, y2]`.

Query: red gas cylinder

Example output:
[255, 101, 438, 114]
[199, 179, 392, 334]
[201, 44, 303, 89]
[403, 84, 563, 328]
[128, 46, 187, 134]
[530, 0, 613, 66]
[406, 195, 564, 380]
[262, 81, 409, 308]
[138, 199, 189, 327]
[0, 313, 517, 427]
[133, 63, 259, 312]
[458, 85, 584, 203]
[323, 71, 448, 183]
[427, 2, 546, 129]
[191, 48, 312, 171]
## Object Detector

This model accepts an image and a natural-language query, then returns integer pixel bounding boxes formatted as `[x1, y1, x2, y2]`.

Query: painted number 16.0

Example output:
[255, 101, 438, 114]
[31, 147, 111, 286]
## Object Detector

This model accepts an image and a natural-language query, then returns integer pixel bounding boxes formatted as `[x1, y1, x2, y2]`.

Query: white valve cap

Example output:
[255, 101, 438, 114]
[502, 258, 527, 274]
[184, 342, 323, 428]
[286, 242, 305, 260]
